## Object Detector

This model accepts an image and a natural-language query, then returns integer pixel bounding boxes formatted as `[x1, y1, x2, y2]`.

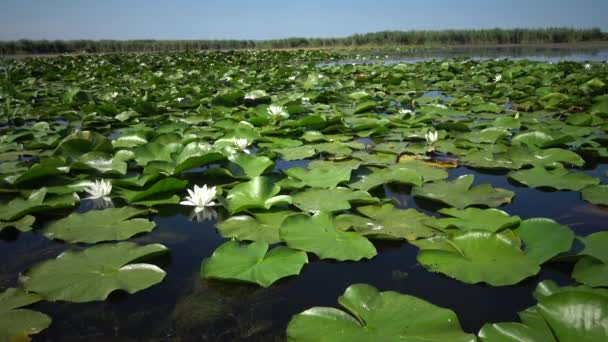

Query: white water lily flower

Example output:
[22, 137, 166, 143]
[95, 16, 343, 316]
[110, 92, 119, 99]
[234, 138, 250, 154]
[288, 76, 296, 81]
[398, 108, 413, 115]
[301, 97, 310, 104]
[425, 130, 439, 145]
[267, 104, 288, 120]
[180, 184, 217, 213]
[84, 179, 112, 200]
[176, 97, 184, 102]
[494, 74, 502, 83]
[584, 63, 591, 70]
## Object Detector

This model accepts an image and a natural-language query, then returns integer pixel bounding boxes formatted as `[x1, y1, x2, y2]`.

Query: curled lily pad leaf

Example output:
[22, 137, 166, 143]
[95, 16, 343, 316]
[581, 184, 608, 206]
[287, 283, 475, 342]
[0, 215, 35, 233]
[572, 232, 608, 287]
[42, 207, 156, 243]
[413, 231, 540, 286]
[280, 212, 376, 261]
[479, 280, 608, 342]
[291, 187, 378, 213]
[430, 208, 520, 233]
[513, 218, 574, 264]
[508, 166, 599, 191]
[226, 153, 274, 179]
[0, 188, 78, 221]
[225, 176, 291, 214]
[117, 178, 188, 206]
[201, 240, 308, 287]
[4, 158, 70, 186]
[0, 288, 51, 342]
[21, 242, 169, 303]
[216, 210, 297, 244]
[412, 175, 515, 209]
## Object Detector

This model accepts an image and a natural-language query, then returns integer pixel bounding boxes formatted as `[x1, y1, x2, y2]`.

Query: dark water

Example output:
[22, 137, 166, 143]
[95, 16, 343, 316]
[317, 45, 608, 66]
[0, 155, 605, 341]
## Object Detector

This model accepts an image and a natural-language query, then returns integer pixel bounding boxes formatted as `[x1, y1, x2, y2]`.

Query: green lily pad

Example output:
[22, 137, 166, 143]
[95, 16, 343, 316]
[337, 203, 439, 241]
[287, 283, 475, 342]
[283, 165, 352, 188]
[431, 208, 521, 233]
[572, 232, 608, 287]
[216, 210, 297, 244]
[117, 178, 188, 205]
[479, 280, 608, 342]
[513, 218, 574, 264]
[225, 176, 292, 214]
[201, 240, 308, 287]
[42, 207, 156, 243]
[279, 212, 376, 261]
[0, 188, 78, 221]
[508, 166, 599, 191]
[0, 288, 51, 342]
[22, 242, 169, 302]
[291, 187, 378, 213]
[413, 231, 540, 286]
[581, 185, 608, 206]
[0, 215, 35, 233]
[226, 153, 274, 179]
[412, 175, 515, 209]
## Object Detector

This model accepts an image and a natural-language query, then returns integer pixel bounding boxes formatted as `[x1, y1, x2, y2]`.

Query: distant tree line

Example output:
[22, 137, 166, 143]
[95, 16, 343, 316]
[1, 28, 606, 55]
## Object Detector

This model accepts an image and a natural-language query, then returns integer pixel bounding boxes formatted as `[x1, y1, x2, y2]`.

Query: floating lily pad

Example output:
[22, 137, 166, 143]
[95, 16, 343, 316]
[216, 210, 297, 244]
[479, 280, 608, 342]
[581, 184, 608, 206]
[508, 166, 599, 191]
[0, 188, 78, 221]
[287, 283, 475, 342]
[201, 240, 308, 287]
[279, 212, 376, 261]
[513, 218, 574, 264]
[283, 165, 352, 188]
[337, 203, 439, 241]
[572, 232, 608, 287]
[0, 288, 51, 342]
[42, 207, 156, 243]
[225, 176, 291, 214]
[412, 175, 515, 209]
[22, 242, 169, 302]
[413, 231, 540, 286]
[431, 208, 521, 233]
[291, 187, 378, 213]
[0, 215, 35, 233]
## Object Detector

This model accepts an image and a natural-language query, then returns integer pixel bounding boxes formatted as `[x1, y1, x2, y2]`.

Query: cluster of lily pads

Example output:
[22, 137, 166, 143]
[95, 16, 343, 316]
[0, 50, 607, 340]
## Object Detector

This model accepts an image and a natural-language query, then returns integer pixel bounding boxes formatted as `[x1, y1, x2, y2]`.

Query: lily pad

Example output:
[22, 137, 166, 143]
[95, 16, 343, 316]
[513, 218, 574, 264]
[42, 207, 156, 243]
[279, 212, 376, 261]
[225, 176, 292, 214]
[413, 231, 540, 286]
[412, 175, 515, 209]
[581, 185, 608, 206]
[0, 188, 78, 221]
[291, 187, 379, 213]
[21, 242, 169, 302]
[572, 232, 608, 287]
[431, 208, 521, 233]
[0, 288, 51, 342]
[508, 166, 599, 191]
[201, 240, 308, 287]
[0, 215, 35, 233]
[216, 210, 297, 244]
[287, 283, 475, 342]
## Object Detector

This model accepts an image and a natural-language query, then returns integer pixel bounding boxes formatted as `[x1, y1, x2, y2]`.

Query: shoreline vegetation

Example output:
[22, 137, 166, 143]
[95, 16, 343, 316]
[1, 27, 606, 55]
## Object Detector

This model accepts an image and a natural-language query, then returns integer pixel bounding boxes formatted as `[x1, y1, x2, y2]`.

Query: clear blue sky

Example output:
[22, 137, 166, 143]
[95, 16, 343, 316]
[1, 0, 606, 40]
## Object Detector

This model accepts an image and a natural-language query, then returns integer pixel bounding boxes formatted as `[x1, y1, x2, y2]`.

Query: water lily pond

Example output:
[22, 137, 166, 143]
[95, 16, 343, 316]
[1, 49, 608, 341]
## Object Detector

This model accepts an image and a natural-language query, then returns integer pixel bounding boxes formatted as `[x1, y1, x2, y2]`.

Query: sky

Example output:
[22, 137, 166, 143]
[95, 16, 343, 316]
[1, 0, 607, 41]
